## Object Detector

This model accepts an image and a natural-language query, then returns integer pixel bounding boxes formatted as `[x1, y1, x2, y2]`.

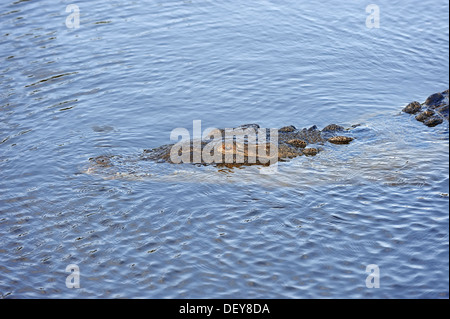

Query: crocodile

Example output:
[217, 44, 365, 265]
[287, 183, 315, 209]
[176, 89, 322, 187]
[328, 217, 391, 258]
[402, 89, 449, 127]
[136, 122, 355, 168]
[88, 90, 449, 171]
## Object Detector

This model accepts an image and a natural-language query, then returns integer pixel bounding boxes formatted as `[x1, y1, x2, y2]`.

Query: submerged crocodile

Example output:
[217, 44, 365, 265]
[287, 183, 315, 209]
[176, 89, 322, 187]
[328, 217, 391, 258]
[137, 122, 355, 168]
[89, 89, 449, 171]
[402, 89, 449, 127]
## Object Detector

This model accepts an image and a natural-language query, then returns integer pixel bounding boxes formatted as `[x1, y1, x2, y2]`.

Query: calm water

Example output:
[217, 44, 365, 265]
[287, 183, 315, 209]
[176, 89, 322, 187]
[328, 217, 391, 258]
[0, 0, 449, 298]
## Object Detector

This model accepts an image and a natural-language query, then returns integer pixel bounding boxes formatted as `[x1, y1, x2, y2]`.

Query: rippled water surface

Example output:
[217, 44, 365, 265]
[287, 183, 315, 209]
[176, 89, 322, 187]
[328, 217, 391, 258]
[0, 0, 449, 298]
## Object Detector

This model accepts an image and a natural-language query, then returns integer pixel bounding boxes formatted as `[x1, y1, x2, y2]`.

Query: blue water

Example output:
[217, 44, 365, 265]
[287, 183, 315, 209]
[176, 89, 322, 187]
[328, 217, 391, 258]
[0, 0, 448, 298]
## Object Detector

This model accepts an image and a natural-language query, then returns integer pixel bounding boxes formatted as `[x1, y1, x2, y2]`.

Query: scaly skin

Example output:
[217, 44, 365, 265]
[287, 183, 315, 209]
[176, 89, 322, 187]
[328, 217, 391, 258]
[403, 89, 449, 127]
[139, 123, 354, 167]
